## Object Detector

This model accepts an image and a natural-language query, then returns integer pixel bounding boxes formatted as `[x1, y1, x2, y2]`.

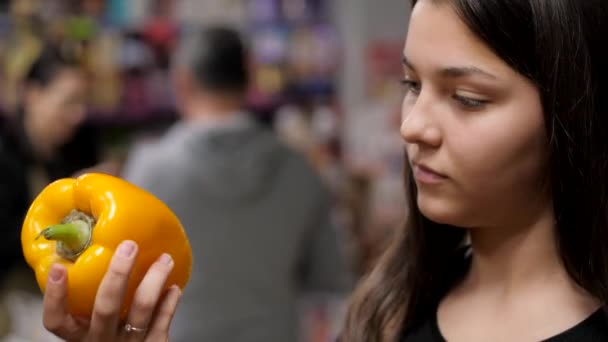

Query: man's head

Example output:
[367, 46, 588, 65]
[172, 26, 250, 117]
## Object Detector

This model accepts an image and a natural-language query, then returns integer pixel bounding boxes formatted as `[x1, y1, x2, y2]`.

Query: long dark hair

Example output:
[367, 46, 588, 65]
[342, 0, 608, 341]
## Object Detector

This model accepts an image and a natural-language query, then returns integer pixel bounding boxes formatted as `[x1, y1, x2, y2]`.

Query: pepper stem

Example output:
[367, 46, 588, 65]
[36, 210, 95, 261]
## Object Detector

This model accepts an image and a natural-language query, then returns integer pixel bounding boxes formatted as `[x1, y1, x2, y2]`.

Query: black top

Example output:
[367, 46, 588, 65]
[0, 112, 100, 279]
[402, 308, 608, 342]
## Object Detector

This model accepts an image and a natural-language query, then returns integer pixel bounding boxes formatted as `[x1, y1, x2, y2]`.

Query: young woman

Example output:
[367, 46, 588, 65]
[342, 0, 608, 341]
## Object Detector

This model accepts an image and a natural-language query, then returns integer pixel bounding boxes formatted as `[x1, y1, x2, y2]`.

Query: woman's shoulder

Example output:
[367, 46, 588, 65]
[544, 308, 608, 342]
[400, 305, 608, 342]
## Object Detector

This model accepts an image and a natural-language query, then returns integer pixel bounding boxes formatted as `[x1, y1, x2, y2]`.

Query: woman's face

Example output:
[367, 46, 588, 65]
[27, 68, 87, 149]
[401, 0, 549, 229]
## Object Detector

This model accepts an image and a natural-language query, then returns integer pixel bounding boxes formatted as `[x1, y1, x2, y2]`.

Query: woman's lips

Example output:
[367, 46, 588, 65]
[413, 164, 448, 184]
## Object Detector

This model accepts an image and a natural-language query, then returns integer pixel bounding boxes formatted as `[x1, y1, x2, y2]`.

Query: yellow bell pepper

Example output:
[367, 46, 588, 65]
[21, 173, 192, 318]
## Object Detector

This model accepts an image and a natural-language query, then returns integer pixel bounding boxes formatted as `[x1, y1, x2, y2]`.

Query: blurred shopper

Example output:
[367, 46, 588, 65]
[122, 26, 353, 342]
[0, 45, 100, 340]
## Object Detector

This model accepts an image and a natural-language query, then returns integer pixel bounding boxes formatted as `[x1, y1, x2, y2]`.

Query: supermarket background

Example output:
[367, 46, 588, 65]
[0, 0, 408, 341]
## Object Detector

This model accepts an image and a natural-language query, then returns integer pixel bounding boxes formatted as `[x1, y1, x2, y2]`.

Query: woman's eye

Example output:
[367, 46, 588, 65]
[454, 94, 489, 109]
[400, 79, 421, 95]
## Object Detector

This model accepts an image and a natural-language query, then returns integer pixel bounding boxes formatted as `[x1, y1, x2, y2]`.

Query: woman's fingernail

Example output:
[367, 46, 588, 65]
[118, 241, 136, 257]
[159, 253, 173, 265]
[171, 285, 182, 296]
[49, 264, 64, 283]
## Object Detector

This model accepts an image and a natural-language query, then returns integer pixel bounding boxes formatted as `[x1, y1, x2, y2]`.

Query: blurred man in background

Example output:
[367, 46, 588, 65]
[121, 26, 353, 341]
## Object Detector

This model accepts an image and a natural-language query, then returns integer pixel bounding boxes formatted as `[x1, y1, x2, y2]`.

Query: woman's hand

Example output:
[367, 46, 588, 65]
[42, 240, 182, 341]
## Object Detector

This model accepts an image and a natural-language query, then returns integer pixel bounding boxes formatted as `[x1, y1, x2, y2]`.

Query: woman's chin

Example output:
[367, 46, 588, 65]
[417, 193, 471, 227]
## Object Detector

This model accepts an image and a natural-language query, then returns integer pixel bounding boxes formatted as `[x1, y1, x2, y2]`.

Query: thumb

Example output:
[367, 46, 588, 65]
[42, 264, 86, 341]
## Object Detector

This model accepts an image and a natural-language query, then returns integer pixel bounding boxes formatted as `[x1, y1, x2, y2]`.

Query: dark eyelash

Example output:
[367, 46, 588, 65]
[398, 80, 488, 109]
[400, 79, 421, 94]
[454, 94, 488, 108]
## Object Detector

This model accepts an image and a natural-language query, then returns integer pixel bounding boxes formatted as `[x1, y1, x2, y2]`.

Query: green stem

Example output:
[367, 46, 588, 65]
[36, 210, 95, 261]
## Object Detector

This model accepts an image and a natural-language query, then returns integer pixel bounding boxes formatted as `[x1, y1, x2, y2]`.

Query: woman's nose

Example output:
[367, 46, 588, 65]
[400, 96, 442, 148]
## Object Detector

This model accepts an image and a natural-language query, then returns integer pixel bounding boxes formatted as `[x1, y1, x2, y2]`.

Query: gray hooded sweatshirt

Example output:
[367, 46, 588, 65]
[122, 114, 352, 342]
